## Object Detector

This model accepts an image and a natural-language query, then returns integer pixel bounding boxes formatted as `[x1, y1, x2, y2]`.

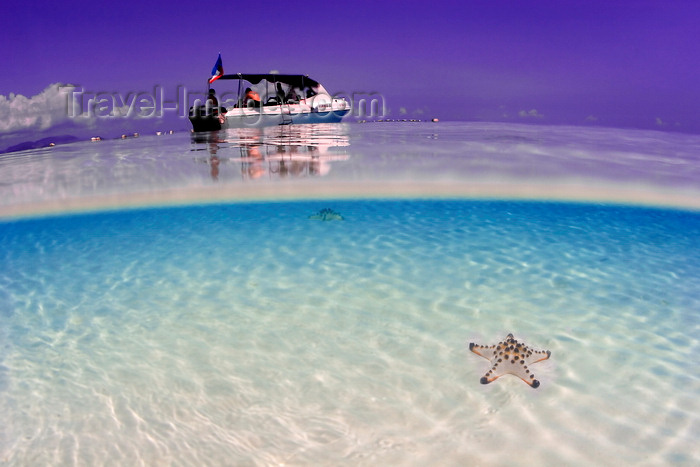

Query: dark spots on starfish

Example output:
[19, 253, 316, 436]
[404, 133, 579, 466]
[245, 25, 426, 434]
[531, 379, 540, 388]
[480, 377, 490, 384]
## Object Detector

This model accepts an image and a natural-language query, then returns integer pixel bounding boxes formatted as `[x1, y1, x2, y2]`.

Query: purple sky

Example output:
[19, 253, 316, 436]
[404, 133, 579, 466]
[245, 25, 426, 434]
[2, 0, 700, 140]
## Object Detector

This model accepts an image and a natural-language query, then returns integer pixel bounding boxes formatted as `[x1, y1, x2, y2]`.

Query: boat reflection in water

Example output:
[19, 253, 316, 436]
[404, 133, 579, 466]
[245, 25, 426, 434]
[191, 123, 350, 181]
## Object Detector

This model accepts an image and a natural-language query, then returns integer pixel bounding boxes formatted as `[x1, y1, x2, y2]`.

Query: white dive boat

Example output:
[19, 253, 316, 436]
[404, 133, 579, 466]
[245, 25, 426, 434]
[189, 74, 350, 131]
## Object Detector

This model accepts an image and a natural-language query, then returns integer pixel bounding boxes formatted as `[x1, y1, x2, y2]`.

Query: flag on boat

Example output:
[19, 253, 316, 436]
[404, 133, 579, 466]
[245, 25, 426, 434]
[209, 53, 223, 84]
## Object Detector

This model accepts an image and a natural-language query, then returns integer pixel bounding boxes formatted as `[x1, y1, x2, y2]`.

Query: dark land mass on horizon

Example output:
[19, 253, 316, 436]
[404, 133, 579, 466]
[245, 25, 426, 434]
[3, 135, 80, 154]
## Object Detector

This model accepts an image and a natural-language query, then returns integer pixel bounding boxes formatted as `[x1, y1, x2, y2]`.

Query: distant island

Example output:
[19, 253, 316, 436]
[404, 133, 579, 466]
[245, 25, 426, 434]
[2, 135, 80, 154]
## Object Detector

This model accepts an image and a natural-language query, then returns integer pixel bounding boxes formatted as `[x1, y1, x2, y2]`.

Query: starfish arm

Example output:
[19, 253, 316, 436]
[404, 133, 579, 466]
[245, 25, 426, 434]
[523, 349, 551, 365]
[477, 358, 504, 384]
[521, 376, 541, 388]
[512, 363, 541, 388]
[478, 361, 541, 388]
[495, 360, 543, 388]
[480, 373, 500, 384]
[469, 343, 497, 360]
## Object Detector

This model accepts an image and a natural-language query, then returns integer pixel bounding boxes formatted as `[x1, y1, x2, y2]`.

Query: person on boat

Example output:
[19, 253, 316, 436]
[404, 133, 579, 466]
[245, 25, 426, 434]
[243, 87, 261, 108]
[305, 85, 318, 98]
[275, 83, 286, 104]
[285, 87, 300, 103]
[207, 89, 219, 114]
[206, 89, 227, 122]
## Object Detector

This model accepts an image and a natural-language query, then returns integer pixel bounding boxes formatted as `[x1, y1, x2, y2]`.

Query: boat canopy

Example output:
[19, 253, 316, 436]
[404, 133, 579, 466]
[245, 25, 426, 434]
[218, 74, 320, 88]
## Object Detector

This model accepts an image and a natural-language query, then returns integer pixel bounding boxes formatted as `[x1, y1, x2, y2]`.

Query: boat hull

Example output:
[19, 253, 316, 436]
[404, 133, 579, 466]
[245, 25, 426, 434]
[222, 109, 349, 128]
[190, 95, 350, 132]
[188, 106, 222, 132]
[189, 114, 221, 132]
[189, 108, 349, 131]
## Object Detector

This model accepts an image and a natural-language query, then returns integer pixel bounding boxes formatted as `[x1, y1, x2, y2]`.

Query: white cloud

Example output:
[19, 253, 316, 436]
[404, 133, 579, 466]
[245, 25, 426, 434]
[655, 117, 666, 127]
[518, 109, 544, 119]
[585, 115, 599, 122]
[0, 83, 93, 133]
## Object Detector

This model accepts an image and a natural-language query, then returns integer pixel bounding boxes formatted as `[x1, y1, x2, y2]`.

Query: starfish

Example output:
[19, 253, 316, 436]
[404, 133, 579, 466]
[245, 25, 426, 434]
[308, 208, 344, 221]
[469, 333, 551, 388]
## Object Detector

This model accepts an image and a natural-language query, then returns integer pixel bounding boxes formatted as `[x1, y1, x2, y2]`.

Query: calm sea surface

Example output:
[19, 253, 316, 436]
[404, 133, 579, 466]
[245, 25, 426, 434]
[1, 122, 699, 466]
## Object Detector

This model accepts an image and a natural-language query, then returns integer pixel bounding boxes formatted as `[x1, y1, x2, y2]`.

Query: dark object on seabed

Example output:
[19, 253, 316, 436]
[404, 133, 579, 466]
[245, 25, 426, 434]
[308, 208, 344, 221]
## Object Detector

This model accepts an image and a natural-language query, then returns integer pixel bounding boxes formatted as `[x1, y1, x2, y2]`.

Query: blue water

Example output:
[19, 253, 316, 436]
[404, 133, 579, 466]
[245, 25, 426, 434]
[1, 123, 699, 465]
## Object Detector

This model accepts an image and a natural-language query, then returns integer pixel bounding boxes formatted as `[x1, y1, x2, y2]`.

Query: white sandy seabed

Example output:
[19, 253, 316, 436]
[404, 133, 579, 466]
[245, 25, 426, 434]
[1, 198, 699, 466]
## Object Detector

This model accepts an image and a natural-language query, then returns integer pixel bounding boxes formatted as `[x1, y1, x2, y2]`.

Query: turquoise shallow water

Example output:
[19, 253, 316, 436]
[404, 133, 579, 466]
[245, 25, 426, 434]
[1, 199, 699, 466]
